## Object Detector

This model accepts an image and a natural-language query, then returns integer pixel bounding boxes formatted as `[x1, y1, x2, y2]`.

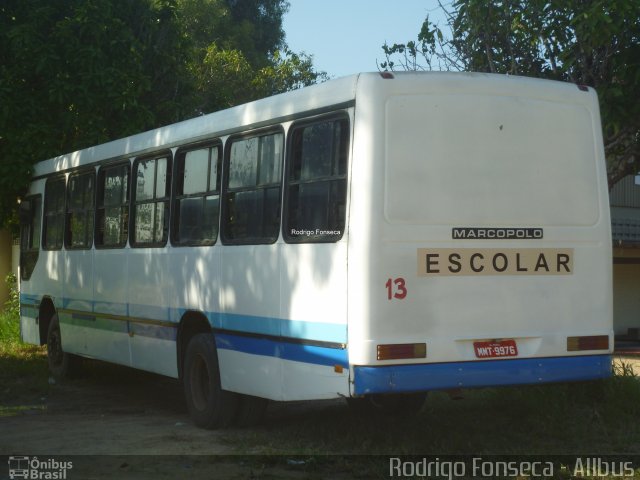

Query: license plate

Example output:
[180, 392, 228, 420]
[473, 339, 518, 358]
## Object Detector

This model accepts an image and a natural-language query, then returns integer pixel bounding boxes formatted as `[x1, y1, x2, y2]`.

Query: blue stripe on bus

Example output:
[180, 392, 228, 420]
[353, 355, 612, 395]
[215, 332, 349, 368]
[130, 322, 178, 341]
[19, 293, 40, 305]
[209, 312, 347, 344]
[19, 294, 347, 344]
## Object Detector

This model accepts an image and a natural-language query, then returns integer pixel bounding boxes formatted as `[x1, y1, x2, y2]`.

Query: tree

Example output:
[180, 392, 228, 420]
[177, 0, 326, 114]
[380, 1, 640, 188]
[0, 0, 325, 227]
[0, 0, 189, 226]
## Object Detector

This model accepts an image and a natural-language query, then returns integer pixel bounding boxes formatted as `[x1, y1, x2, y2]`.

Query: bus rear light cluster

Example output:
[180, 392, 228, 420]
[566, 335, 609, 352]
[377, 343, 426, 361]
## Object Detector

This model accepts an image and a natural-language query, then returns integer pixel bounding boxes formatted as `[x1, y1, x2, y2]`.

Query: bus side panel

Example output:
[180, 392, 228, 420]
[92, 248, 132, 368]
[280, 242, 349, 400]
[19, 298, 40, 345]
[166, 245, 224, 377]
[217, 244, 283, 398]
[58, 249, 93, 356]
[27, 250, 65, 345]
[216, 240, 350, 401]
[128, 247, 177, 377]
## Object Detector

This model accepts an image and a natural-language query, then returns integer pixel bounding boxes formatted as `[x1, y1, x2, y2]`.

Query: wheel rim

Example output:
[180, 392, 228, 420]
[190, 353, 211, 411]
[48, 328, 63, 367]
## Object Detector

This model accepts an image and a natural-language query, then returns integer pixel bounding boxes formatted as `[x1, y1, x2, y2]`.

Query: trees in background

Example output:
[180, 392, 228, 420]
[0, 0, 325, 226]
[380, 0, 640, 188]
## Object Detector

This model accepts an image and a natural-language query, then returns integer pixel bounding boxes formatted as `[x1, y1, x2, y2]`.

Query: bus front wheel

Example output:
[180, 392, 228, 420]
[47, 314, 81, 379]
[183, 333, 238, 429]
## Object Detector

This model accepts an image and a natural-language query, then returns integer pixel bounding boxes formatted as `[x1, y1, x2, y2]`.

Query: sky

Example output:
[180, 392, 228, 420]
[283, 0, 449, 79]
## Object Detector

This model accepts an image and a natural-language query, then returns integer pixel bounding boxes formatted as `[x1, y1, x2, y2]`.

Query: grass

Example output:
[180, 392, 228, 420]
[220, 371, 640, 478]
[222, 363, 640, 458]
[0, 276, 48, 412]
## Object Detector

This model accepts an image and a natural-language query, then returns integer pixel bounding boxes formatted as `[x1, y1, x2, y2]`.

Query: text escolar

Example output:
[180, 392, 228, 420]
[417, 248, 573, 276]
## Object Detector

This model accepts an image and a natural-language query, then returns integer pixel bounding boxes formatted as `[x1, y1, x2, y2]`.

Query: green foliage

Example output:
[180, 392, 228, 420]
[381, 1, 640, 187]
[5, 273, 19, 319]
[0, 274, 20, 347]
[0, 310, 20, 346]
[0, 0, 325, 227]
[0, 0, 186, 225]
[179, 0, 325, 114]
[192, 46, 327, 112]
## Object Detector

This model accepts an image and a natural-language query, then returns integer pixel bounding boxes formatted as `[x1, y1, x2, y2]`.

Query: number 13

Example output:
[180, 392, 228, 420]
[386, 278, 407, 300]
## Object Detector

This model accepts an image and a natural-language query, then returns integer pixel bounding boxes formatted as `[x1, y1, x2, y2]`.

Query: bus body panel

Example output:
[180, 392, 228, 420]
[347, 73, 612, 394]
[353, 354, 612, 395]
[215, 240, 350, 400]
[92, 247, 132, 367]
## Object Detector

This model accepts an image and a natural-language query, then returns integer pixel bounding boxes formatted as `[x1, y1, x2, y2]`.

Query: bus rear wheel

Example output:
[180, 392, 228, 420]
[47, 314, 81, 379]
[183, 333, 238, 429]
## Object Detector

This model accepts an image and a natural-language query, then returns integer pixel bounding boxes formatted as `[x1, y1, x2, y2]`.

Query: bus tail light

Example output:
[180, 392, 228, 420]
[377, 343, 426, 360]
[567, 335, 609, 351]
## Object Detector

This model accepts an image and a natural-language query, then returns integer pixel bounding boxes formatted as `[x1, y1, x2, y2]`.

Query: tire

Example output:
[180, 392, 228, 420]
[347, 392, 427, 415]
[47, 314, 81, 379]
[235, 394, 268, 427]
[183, 333, 238, 429]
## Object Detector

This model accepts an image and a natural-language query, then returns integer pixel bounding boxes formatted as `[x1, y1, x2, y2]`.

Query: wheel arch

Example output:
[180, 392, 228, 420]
[177, 310, 212, 380]
[38, 296, 57, 346]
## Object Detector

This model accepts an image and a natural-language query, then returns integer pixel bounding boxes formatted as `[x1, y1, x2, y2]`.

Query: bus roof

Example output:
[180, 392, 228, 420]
[33, 73, 361, 177]
[32, 71, 593, 177]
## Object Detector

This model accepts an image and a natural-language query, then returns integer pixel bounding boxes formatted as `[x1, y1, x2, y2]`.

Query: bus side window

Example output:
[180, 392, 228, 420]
[222, 130, 284, 244]
[173, 143, 221, 246]
[131, 154, 171, 247]
[284, 116, 349, 243]
[43, 176, 66, 250]
[96, 163, 130, 248]
[19, 195, 42, 281]
[65, 170, 95, 249]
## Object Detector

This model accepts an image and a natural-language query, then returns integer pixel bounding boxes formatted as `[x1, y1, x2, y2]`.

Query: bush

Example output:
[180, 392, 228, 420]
[0, 272, 20, 344]
[5, 272, 19, 317]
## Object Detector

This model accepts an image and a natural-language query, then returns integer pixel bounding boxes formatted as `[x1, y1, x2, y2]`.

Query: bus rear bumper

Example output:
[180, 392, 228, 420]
[353, 355, 612, 395]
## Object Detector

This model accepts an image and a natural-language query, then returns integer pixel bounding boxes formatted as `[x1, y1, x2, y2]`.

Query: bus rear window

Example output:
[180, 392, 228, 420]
[384, 94, 600, 226]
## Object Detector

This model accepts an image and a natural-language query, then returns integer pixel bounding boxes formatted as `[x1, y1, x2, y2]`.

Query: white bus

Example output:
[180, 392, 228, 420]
[19, 72, 613, 428]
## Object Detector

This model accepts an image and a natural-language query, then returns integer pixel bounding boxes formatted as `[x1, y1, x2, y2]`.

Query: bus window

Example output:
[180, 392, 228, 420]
[65, 170, 95, 249]
[19, 195, 41, 280]
[132, 154, 171, 247]
[285, 116, 349, 243]
[222, 130, 283, 244]
[43, 176, 66, 250]
[173, 143, 221, 246]
[96, 163, 130, 248]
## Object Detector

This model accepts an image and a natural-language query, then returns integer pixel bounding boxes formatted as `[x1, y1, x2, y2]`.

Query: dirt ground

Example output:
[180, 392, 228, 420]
[0, 360, 351, 479]
[1, 356, 638, 479]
